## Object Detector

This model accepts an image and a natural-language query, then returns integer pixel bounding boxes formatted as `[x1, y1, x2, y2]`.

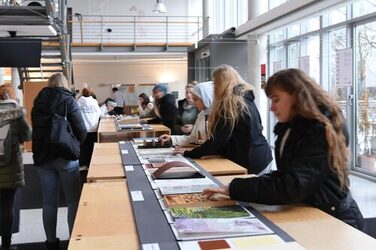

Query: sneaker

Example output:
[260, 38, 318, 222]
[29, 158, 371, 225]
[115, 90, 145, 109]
[79, 165, 88, 171]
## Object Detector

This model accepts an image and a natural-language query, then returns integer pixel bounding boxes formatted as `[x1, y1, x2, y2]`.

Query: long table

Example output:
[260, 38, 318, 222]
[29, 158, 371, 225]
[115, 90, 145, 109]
[69, 177, 376, 250]
[87, 143, 247, 182]
[97, 118, 170, 142]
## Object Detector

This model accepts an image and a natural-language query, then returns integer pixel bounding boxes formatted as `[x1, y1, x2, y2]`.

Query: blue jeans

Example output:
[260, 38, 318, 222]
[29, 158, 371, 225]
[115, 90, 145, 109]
[36, 157, 80, 242]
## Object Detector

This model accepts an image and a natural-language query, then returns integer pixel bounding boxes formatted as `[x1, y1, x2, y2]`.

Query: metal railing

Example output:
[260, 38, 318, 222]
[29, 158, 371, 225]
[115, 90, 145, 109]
[69, 15, 207, 46]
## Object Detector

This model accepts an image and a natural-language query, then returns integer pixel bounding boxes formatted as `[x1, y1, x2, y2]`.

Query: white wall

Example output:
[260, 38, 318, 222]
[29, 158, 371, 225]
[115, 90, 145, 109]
[73, 60, 188, 103]
[67, 0, 202, 16]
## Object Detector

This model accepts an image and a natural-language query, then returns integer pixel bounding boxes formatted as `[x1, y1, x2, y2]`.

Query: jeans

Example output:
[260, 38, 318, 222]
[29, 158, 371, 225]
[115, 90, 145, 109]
[36, 157, 80, 242]
[0, 188, 17, 247]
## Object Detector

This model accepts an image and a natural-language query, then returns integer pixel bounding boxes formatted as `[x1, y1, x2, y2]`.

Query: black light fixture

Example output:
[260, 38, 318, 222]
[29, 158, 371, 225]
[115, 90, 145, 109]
[153, 0, 167, 14]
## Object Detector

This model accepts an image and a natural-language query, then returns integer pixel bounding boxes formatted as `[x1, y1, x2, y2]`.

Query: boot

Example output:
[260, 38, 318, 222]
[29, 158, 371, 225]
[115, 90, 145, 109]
[45, 238, 60, 250]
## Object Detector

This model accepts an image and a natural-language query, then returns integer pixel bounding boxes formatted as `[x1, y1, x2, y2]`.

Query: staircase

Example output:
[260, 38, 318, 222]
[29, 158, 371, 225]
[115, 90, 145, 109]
[0, 0, 73, 87]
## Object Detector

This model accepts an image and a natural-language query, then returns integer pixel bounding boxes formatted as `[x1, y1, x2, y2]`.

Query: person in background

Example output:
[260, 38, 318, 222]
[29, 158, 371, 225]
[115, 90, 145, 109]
[111, 87, 126, 115]
[203, 68, 364, 230]
[175, 83, 199, 135]
[147, 84, 177, 134]
[31, 73, 87, 250]
[77, 88, 102, 171]
[159, 81, 213, 146]
[100, 98, 117, 116]
[137, 93, 154, 118]
[0, 84, 31, 250]
[178, 65, 272, 175]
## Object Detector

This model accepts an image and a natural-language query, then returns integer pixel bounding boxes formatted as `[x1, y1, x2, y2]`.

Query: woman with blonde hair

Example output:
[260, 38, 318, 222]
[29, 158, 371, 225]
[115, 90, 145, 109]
[32, 73, 87, 249]
[182, 65, 272, 174]
[0, 84, 31, 250]
[204, 68, 364, 230]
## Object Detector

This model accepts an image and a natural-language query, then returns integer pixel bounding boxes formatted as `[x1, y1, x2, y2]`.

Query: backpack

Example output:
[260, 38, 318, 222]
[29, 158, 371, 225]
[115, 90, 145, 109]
[0, 121, 12, 166]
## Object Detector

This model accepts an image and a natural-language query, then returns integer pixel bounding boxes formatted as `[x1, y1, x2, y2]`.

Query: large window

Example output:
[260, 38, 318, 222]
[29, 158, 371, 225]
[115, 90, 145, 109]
[355, 20, 376, 174]
[266, 0, 376, 178]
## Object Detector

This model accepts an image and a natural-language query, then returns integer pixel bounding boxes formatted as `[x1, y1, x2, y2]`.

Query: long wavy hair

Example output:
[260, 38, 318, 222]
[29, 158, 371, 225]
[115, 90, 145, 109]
[265, 68, 349, 189]
[209, 65, 254, 136]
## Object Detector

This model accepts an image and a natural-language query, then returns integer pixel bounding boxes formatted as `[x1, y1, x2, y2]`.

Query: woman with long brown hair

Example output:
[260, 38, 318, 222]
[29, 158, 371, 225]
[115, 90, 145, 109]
[182, 65, 272, 174]
[204, 68, 364, 230]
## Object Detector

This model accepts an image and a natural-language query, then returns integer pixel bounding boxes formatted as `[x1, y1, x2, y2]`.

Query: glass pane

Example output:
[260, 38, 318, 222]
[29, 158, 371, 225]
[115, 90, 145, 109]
[328, 28, 347, 117]
[269, 0, 289, 10]
[323, 6, 347, 27]
[269, 28, 286, 43]
[301, 16, 320, 34]
[288, 42, 299, 68]
[287, 23, 300, 38]
[355, 21, 376, 173]
[301, 35, 320, 82]
[353, 0, 376, 18]
[270, 45, 285, 73]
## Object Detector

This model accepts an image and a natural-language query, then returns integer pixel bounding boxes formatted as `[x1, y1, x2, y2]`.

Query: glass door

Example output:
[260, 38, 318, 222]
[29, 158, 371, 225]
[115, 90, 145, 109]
[355, 20, 376, 174]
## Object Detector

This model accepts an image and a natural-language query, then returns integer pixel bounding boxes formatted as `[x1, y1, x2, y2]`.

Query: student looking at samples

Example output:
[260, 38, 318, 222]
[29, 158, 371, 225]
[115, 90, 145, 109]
[147, 84, 177, 134]
[203, 68, 364, 230]
[137, 93, 154, 118]
[175, 83, 199, 135]
[176, 65, 272, 175]
[159, 81, 213, 146]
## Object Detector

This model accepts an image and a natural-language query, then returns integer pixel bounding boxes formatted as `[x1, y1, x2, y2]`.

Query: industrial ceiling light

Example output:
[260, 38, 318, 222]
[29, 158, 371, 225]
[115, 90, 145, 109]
[153, 0, 167, 14]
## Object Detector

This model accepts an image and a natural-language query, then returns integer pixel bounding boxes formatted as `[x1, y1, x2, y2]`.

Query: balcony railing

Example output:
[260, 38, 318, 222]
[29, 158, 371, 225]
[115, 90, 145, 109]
[70, 15, 207, 47]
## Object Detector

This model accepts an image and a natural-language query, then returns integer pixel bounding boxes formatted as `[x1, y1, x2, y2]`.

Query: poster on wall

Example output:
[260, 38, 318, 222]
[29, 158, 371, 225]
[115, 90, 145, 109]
[298, 56, 310, 75]
[336, 48, 353, 87]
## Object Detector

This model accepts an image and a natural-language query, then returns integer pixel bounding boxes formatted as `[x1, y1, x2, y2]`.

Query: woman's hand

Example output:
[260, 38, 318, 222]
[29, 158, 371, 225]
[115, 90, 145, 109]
[181, 124, 193, 134]
[203, 186, 230, 199]
[158, 134, 171, 145]
[172, 147, 186, 155]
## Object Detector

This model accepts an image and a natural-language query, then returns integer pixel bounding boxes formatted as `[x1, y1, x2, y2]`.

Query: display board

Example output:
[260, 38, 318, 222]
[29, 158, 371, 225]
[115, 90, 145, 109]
[119, 141, 301, 250]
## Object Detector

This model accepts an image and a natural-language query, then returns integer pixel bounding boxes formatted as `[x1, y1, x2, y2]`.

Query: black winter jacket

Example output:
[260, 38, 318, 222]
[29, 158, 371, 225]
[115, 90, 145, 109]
[147, 93, 177, 134]
[229, 114, 364, 230]
[32, 87, 87, 165]
[184, 90, 272, 174]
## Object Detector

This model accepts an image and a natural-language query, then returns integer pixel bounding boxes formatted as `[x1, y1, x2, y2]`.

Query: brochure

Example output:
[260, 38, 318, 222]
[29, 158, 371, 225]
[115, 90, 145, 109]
[169, 205, 253, 219]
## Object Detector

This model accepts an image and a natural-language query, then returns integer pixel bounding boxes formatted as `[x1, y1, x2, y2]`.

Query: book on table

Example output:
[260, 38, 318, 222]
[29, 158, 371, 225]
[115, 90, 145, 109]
[169, 205, 254, 219]
[163, 193, 232, 207]
[171, 217, 274, 240]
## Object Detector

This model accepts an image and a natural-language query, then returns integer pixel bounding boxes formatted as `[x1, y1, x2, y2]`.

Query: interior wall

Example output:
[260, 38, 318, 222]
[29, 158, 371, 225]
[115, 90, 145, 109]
[73, 61, 188, 103]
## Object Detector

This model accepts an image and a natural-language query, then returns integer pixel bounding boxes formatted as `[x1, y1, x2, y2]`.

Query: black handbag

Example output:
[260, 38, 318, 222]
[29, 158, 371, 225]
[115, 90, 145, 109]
[50, 100, 80, 160]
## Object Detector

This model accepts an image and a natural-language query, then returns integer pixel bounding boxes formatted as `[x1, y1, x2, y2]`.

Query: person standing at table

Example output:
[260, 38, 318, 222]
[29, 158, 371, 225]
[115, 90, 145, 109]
[175, 83, 199, 135]
[147, 84, 178, 134]
[77, 88, 102, 171]
[32, 73, 87, 250]
[0, 84, 31, 250]
[137, 93, 154, 118]
[203, 68, 364, 230]
[159, 81, 213, 146]
[178, 65, 272, 175]
[111, 87, 126, 115]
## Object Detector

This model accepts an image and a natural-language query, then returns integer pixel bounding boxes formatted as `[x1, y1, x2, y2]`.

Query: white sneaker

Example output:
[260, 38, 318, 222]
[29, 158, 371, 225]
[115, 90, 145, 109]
[79, 166, 88, 171]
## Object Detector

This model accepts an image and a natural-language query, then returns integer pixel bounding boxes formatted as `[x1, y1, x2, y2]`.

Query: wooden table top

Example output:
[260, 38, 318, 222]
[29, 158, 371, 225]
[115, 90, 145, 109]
[87, 143, 247, 182]
[69, 180, 376, 250]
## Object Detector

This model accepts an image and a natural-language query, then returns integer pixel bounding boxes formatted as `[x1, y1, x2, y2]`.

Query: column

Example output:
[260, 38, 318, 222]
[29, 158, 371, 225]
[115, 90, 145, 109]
[202, 0, 209, 38]
[11, 67, 23, 106]
[247, 0, 264, 108]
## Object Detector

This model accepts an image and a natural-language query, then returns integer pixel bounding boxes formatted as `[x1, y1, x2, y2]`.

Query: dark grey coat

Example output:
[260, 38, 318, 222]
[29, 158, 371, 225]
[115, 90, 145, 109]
[0, 100, 32, 189]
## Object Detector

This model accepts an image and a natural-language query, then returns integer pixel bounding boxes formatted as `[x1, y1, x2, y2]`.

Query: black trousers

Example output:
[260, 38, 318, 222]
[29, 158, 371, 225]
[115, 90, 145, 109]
[0, 188, 18, 240]
[79, 132, 97, 167]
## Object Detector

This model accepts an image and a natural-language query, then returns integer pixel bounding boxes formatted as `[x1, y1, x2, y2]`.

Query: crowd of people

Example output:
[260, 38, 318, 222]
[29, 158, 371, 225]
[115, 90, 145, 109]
[0, 64, 366, 249]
